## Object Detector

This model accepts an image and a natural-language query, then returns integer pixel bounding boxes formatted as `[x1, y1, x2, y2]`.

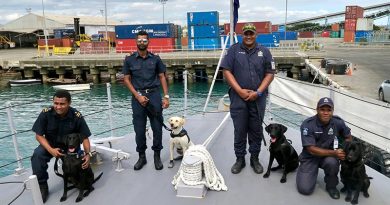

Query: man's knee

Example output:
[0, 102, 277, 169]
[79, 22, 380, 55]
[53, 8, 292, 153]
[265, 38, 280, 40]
[322, 157, 339, 173]
[297, 184, 315, 195]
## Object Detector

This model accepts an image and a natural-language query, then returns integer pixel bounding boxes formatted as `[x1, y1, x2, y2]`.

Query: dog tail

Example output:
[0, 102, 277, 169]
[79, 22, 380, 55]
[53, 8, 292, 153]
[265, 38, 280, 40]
[54, 157, 64, 178]
[93, 172, 103, 184]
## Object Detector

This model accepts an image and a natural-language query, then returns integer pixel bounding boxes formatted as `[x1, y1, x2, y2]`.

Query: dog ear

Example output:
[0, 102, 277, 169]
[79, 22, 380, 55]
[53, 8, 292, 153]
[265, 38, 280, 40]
[279, 124, 287, 133]
[265, 124, 270, 133]
[181, 118, 186, 125]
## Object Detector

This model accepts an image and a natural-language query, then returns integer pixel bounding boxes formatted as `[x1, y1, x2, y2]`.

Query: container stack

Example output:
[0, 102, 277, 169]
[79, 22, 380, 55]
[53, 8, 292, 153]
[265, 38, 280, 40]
[344, 5, 364, 43]
[355, 18, 373, 42]
[115, 23, 176, 53]
[330, 23, 340, 38]
[187, 11, 220, 50]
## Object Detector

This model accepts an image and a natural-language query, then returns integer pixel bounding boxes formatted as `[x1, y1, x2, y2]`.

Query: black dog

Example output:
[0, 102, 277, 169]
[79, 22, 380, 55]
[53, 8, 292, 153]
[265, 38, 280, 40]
[263, 123, 299, 183]
[340, 141, 371, 204]
[55, 133, 102, 203]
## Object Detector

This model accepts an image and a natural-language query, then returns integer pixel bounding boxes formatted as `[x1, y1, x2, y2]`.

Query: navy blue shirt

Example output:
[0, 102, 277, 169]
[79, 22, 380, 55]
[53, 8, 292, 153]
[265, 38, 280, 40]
[32, 107, 91, 147]
[122, 52, 166, 90]
[220, 43, 275, 90]
[299, 115, 351, 160]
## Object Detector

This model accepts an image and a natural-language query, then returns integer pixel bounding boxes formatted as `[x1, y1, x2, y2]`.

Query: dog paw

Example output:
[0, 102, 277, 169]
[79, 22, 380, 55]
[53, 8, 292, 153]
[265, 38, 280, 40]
[351, 199, 358, 204]
[363, 192, 369, 198]
[340, 187, 346, 193]
[345, 196, 351, 202]
[280, 178, 286, 183]
[60, 196, 67, 202]
[76, 196, 83, 203]
[168, 161, 174, 168]
[263, 173, 270, 178]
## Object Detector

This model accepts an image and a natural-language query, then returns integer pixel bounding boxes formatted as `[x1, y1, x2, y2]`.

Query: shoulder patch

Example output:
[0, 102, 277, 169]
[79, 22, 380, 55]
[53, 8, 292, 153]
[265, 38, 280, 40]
[302, 128, 309, 136]
[75, 111, 82, 118]
[42, 107, 51, 113]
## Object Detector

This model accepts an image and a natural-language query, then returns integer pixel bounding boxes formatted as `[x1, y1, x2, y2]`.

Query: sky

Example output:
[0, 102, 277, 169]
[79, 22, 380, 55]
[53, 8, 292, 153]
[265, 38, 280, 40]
[0, 0, 388, 26]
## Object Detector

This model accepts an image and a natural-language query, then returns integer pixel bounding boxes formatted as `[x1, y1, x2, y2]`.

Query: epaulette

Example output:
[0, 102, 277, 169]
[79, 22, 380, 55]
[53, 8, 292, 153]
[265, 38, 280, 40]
[42, 107, 52, 113]
[75, 111, 82, 118]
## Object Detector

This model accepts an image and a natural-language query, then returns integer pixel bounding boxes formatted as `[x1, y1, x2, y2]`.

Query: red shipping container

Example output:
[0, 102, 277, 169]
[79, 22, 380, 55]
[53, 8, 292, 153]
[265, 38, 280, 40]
[344, 19, 357, 31]
[80, 42, 93, 54]
[224, 21, 272, 35]
[321, 31, 330, 38]
[298, 31, 314, 38]
[61, 38, 73, 47]
[116, 38, 175, 53]
[181, 38, 188, 46]
[345, 6, 364, 19]
[98, 31, 116, 43]
[344, 31, 355, 43]
[331, 23, 340, 31]
[38, 39, 62, 47]
[271, 25, 279, 32]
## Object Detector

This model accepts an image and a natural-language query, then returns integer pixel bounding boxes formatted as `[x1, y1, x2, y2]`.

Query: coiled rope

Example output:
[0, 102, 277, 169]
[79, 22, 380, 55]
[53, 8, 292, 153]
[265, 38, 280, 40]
[172, 144, 227, 191]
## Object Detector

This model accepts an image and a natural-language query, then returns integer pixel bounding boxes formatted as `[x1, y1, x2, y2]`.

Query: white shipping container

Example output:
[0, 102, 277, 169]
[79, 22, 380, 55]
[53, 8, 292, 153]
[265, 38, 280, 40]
[356, 18, 373, 31]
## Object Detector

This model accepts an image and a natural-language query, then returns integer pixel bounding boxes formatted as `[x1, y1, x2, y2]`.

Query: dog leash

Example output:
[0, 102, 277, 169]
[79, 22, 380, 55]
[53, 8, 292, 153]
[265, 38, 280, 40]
[145, 103, 172, 131]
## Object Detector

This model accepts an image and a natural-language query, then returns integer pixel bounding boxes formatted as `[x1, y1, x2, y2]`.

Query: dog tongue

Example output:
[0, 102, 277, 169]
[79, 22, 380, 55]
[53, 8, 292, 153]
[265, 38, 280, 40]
[68, 148, 75, 153]
[271, 137, 277, 143]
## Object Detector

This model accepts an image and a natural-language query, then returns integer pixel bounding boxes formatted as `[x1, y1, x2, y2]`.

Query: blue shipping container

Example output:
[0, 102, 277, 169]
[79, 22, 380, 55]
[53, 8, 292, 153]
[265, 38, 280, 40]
[222, 34, 280, 48]
[188, 25, 220, 38]
[190, 37, 221, 50]
[53, 29, 75, 39]
[115, 24, 175, 39]
[272, 31, 298, 40]
[278, 25, 285, 32]
[187, 11, 219, 25]
[355, 31, 373, 42]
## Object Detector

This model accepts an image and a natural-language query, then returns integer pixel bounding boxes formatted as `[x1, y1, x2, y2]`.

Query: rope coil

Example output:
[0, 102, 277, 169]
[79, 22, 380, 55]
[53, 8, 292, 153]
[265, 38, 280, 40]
[172, 144, 227, 191]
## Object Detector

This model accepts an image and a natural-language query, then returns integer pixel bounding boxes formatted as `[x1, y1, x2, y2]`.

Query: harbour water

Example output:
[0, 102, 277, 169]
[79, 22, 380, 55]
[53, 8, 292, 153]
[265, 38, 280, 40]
[0, 81, 305, 177]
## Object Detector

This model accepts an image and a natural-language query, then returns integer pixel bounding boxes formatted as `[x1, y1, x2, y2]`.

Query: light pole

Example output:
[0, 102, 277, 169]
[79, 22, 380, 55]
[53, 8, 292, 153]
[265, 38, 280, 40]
[41, 0, 49, 56]
[284, 0, 287, 41]
[159, 0, 168, 23]
[104, 0, 108, 42]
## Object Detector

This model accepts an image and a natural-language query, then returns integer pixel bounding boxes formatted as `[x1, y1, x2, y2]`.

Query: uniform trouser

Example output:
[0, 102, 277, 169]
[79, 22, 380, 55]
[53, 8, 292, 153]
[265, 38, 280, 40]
[31, 145, 53, 183]
[229, 91, 266, 157]
[132, 91, 163, 153]
[296, 156, 340, 195]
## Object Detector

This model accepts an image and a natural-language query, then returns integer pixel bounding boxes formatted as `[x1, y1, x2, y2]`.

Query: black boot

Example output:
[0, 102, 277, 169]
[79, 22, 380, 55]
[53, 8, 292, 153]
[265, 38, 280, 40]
[250, 154, 263, 174]
[39, 181, 49, 203]
[154, 151, 163, 170]
[231, 157, 245, 174]
[134, 152, 147, 170]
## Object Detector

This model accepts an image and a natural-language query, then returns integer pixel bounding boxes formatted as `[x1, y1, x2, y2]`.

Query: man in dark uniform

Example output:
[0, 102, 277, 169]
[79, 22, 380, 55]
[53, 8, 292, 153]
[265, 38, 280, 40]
[220, 23, 275, 174]
[296, 97, 352, 200]
[31, 90, 92, 203]
[122, 30, 169, 171]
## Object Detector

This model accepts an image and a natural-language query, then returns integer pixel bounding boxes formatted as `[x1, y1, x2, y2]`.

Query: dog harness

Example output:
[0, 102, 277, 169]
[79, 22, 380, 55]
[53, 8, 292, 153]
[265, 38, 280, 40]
[170, 128, 190, 143]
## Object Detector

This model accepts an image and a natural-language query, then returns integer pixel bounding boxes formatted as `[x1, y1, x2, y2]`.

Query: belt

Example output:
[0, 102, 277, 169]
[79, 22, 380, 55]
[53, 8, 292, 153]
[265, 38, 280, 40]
[137, 87, 158, 94]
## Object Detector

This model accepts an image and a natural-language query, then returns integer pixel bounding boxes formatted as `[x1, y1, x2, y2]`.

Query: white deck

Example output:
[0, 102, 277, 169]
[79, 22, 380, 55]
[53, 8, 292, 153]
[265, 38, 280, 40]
[1, 112, 389, 205]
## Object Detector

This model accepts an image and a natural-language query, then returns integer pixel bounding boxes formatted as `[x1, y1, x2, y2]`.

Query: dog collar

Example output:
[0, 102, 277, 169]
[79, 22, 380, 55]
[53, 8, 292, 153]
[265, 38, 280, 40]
[170, 128, 188, 138]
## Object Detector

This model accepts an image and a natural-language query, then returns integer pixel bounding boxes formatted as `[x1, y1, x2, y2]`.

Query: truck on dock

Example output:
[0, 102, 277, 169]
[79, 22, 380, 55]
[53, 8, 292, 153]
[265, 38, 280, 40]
[0, 36, 15, 49]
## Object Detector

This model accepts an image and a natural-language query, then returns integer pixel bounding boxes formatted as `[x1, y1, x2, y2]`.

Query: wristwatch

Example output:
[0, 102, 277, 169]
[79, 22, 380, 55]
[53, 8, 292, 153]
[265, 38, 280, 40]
[164, 95, 170, 99]
[85, 152, 93, 157]
[256, 91, 263, 97]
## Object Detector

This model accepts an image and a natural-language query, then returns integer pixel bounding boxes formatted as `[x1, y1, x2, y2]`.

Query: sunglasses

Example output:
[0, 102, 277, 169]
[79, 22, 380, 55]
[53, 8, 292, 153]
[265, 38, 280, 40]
[137, 39, 148, 43]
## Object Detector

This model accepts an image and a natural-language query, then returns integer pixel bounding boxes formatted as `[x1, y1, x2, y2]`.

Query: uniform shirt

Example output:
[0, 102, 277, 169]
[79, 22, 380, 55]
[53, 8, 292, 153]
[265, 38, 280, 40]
[32, 107, 91, 147]
[122, 51, 166, 90]
[220, 43, 275, 91]
[299, 115, 351, 160]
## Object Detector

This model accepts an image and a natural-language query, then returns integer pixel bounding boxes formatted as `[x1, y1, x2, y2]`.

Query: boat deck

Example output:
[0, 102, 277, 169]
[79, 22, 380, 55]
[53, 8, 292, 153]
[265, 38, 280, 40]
[1, 112, 390, 205]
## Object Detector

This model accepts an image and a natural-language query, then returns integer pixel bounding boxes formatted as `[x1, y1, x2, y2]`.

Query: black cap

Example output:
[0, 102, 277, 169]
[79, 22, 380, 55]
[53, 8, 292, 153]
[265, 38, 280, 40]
[317, 97, 334, 108]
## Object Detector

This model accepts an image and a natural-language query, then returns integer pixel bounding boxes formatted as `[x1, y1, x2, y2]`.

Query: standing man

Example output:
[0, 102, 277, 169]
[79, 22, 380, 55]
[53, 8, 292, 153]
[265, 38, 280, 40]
[31, 90, 92, 203]
[220, 23, 275, 174]
[296, 97, 352, 200]
[122, 30, 169, 171]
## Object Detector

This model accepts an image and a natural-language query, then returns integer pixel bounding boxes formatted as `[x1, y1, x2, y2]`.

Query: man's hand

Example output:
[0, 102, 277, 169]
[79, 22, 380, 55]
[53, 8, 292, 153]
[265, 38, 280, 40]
[238, 89, 251, 100]
[244, 90, 258, 101]
[335, 149, 346, 160]
[49, 148, 64, 158]
[82, 155, 90, 169]
[136, 95, 149, 107]
[162, 98, 169, 109]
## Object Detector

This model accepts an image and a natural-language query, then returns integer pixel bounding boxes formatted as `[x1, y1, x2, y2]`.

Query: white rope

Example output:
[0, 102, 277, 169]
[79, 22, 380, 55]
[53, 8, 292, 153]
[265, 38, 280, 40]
[172, 144, 228, 191]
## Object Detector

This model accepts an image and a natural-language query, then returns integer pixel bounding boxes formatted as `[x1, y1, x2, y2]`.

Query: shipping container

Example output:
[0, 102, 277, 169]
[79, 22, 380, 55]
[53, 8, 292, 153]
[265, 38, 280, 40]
[278, 25, 285, 32]
[98, 31, 116, 43]
[273, 31, 297, 40]
[80, 41, 109, 54]
[53, 29, 75, 39]
[188, 25, 220, 38]
[272, 25, 279, 32]
[321, 31, 330, 38]
[115, 38, 175, 53]
[222, 34, 280, 48]
[331, 23, 340, 31]
[115, 24, 175, 39]
[345, 6, 364, 19]
[344, 31, 355, 43]
[181, 37, 188, 47]
[187, 11, 219, 25]
[38, 38, 62, 47]
[356, 18, 374, 31]
[190, 37, 221, 50]
[298, 31, 314, 38]
[340, 29, 345, 38]
[344, 19, 357, 31]
[175, 38, 182, 50]
[330, 31, 340, 38]
[224, 21, 272, 35]
[61, 38, 74, 47]
[355, 31, 373, 42]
